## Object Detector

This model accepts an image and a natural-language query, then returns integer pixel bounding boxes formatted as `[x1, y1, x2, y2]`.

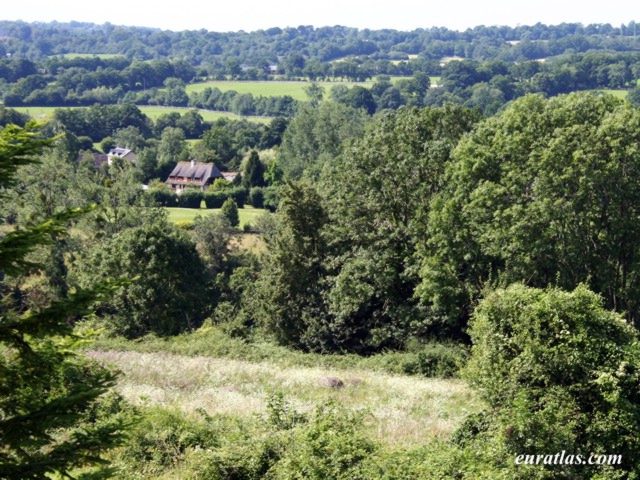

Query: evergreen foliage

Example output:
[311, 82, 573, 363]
[220, 198, 239, 227]
[0, 124, 129, 479]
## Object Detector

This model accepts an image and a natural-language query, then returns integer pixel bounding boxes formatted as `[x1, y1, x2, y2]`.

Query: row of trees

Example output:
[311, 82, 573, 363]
[2, 20, 640, 65]
[249, 92, 640, 352]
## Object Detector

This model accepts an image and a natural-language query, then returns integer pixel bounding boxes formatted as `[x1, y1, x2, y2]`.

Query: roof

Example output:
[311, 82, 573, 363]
[108, 147, 133, 158]
[220, 171, 239, 182]
[166, 161, 222, 187]
[91, 153, 109, 168]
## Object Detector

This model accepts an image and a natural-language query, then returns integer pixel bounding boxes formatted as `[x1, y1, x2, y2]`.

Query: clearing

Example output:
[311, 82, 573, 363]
[185, 77, 414, 100]
[88, 349, 481, 447]
[166, 205, 269, 228]
[13, 105, 271, 124]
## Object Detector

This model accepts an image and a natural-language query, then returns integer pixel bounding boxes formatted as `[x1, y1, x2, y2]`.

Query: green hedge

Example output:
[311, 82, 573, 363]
[204, 191, 227, 209]
[204, 188, 248, 209]
[146, 188, 177, 207]
[177, 190, 203, 208]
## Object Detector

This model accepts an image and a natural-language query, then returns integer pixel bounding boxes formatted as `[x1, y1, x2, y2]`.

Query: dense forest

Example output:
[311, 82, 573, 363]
[2, 18, 640, 480]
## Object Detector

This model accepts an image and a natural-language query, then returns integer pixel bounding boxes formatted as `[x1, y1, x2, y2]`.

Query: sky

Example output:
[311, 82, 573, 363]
[1, 0, 636, 32]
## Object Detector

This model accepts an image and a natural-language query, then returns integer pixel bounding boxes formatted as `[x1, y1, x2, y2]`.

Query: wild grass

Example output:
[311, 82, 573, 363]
[597, 89, 629, 99]
[90, 325, 468, 377]
[87, 349, 482, 447]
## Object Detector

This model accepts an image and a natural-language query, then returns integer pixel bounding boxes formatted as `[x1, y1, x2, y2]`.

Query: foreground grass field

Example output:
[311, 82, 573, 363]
[88, 348, 480, 447]
[13, 105, 271, 124]
[166, 205, 268, 228]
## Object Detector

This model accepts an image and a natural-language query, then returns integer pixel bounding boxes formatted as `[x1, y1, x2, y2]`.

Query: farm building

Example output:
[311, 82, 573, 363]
[165, 160, 224, 192]
[107, 147, 138, 165]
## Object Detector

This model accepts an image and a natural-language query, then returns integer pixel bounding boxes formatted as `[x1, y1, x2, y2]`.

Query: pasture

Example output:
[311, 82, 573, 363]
[185, 76, 416, 100]
[53, 53, 126, 59]
[166, 205, 269, 228]
[13, 105, 271, 124]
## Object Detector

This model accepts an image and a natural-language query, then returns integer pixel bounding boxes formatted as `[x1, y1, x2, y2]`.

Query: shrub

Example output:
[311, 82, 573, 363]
[249, 186, 264, 208]
[177, 189, 203, 208]
[400, 342, 468, 378]
[204, 190, 227, 209]
[229, 187, 247, 208]
[463, 284, 640, 477]
[146, 187, 176, 207]
[210, 177, 231, 190]
[269, 402, 376, 480]
[221, 198, 239, 227]
[263, 185, 280, 212]
[116, 408, 221, 477]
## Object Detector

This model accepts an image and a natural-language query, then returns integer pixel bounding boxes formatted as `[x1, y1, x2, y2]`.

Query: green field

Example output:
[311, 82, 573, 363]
[137, 106, 271, 123]
[166, 205, 269, 227]
[13, 106, 271, 124]
[55, 53, 126, 59]
[186, 77, 416, 100]
[598, 89, 629, 99]
[13, 106, 81, 121]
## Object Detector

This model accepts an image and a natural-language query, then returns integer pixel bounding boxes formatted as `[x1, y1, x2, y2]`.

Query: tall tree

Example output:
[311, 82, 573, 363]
[77, 220, 210, 337]
[321, 105, 480, 349]
[241, 150, 265, 189]
[419, 92, 640, 334]
[278, 102, 367, 180]
[0, 123, 128, 479]
[254, 182, 330, 350]
[156, 126, 189, 179]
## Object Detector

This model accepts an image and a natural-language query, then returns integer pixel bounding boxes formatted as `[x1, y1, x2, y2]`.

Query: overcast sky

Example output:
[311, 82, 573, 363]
[2, 0, 636, 32]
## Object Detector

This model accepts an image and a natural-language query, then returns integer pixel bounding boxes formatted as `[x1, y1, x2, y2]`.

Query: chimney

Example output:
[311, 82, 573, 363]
[190, 159, 195, 168]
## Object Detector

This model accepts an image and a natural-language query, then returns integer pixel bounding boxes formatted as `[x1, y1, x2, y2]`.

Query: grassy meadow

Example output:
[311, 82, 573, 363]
[166, 205, 268, 228]
[137, 106, 271, 123]
[54, 52, 126, 59]
[185, 76, 418, 100]
[598, 89, 629, 99]
[13, 105, 271, 124]
[87, 348, 480, 447]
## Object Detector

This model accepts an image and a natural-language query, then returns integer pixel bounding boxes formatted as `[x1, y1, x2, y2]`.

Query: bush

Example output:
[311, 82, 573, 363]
[263, 185, 280, 212]
[400, 342, 468, 378]
[221, 198, 239, 227]
[78, 221, 211, 337]
[271, 402, 376, 480]
[204, 190, 227, 209]
[229, 187, 247, 208]
[177, 189, 203, 208]
[249, 186, 264, 208]
[116, 408, 222, 477]
[463, 284, 640, 477]
[146, 187, 176, 207]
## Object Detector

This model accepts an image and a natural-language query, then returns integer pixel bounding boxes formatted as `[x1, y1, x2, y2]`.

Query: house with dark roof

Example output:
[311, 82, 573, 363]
[107, 147, 137, 165]
[90, 152, 109, 169]
[165, 160, 223, 192]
